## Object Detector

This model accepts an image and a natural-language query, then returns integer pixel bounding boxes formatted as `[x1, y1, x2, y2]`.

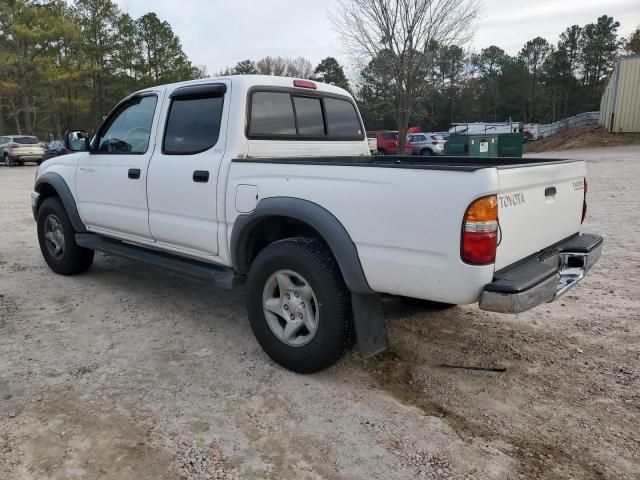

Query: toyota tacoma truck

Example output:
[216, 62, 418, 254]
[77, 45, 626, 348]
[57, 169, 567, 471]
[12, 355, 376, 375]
[31, 75, 602, 373]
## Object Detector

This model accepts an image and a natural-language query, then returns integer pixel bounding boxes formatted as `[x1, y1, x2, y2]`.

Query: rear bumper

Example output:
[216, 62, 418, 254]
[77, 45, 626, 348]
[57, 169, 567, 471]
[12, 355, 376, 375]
[479, 233, 603, 313]
[11, 154, 43, 162]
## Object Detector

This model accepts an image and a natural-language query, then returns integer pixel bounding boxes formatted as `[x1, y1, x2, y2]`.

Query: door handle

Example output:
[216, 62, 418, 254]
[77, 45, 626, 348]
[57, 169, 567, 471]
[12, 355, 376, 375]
[193, 170, 209, 183]
[128, 168, 141, 179]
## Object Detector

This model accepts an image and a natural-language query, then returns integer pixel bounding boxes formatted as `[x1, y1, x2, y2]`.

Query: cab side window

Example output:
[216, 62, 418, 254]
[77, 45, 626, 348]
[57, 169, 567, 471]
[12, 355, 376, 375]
[96, 95, 157, 154]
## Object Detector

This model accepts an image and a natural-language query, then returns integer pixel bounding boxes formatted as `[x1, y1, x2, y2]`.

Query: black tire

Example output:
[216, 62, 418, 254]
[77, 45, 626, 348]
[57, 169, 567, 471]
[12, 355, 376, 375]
[246, 238, 353, 373]
[37, 197, 94, 275]
[378, 149, 387, 155]
[4, 153, 14, 167]
[421, 149, 432, 156]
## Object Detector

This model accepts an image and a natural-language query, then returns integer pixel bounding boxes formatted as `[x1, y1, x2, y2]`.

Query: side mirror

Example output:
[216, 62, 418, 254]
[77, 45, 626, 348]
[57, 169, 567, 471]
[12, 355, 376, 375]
[64, 130, 91, 152]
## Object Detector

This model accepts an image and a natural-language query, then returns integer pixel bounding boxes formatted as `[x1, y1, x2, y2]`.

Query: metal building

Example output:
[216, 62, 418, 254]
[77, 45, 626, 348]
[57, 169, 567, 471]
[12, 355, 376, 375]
[600, 54, 640, 133]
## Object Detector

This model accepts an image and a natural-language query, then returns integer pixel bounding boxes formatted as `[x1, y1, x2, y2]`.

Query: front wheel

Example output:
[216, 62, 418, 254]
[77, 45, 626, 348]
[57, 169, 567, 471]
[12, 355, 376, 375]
[246, 238, 353, 373]
[37, 197, 94, 275]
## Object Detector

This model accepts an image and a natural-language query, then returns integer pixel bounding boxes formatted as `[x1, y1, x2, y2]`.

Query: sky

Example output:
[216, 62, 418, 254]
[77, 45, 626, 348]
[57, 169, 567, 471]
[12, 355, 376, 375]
[117, 0, 640, 75]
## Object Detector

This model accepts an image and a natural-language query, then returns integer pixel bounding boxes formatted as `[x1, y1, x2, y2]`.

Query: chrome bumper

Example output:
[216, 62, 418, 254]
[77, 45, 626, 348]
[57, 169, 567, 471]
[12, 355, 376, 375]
[480, 233, 603, 314]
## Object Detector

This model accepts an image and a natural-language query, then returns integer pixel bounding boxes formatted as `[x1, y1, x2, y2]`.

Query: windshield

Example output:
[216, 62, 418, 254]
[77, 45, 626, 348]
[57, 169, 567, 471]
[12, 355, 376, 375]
[382, 132, 397, 140]
[14, 137, 40, 145]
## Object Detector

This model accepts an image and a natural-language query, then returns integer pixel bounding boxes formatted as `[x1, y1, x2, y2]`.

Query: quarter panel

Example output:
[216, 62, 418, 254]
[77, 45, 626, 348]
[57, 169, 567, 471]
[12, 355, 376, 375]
[226, 162, 498, 304]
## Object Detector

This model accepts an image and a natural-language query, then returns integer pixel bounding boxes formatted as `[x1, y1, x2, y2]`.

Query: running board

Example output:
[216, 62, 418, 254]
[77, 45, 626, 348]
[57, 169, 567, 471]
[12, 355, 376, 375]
[75, 233, 242, 290]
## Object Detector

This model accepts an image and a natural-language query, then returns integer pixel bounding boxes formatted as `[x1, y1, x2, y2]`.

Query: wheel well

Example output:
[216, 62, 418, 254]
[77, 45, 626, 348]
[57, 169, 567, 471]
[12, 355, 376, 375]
[36, 183, 59, 212]
[243, 216, 327, 271]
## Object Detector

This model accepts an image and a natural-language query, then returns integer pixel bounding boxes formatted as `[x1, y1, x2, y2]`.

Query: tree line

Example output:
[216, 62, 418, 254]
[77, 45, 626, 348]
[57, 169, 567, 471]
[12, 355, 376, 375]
[0, 0, 203, 139]
[352, 14, 639, 133]
[1, 0, 638, 141]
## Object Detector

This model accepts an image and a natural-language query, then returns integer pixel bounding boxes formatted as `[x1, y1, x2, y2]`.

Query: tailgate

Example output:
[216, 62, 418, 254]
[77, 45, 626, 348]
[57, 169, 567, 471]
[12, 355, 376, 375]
[495, 160, 586, 270]
[16, 145, 42, 155]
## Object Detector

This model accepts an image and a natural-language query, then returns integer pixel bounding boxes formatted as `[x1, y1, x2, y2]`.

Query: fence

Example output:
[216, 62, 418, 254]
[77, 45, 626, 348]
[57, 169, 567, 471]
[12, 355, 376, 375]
[538, 112, 600, 138]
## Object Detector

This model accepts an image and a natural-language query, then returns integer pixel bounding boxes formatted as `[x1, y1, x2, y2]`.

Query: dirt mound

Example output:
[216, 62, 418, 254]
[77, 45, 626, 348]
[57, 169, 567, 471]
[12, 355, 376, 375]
[525, 125, 640, 153]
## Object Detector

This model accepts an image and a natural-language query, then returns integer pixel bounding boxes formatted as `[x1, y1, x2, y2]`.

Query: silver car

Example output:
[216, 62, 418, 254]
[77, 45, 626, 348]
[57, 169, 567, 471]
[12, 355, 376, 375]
[408, 133, 446, 156]
[0, 135, 45, 166]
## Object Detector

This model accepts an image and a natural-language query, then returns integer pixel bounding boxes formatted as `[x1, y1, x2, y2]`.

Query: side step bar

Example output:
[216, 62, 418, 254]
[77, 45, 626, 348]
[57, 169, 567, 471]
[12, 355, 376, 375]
[75, 233, 242, 290]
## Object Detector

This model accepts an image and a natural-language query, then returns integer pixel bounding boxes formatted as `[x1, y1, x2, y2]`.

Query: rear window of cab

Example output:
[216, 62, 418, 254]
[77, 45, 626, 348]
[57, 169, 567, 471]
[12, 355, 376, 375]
[247, 90, 363, 140]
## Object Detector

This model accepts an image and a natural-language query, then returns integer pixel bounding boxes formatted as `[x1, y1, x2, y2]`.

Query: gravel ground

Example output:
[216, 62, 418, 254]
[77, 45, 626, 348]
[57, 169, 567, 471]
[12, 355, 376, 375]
[1, 146, 638, 479]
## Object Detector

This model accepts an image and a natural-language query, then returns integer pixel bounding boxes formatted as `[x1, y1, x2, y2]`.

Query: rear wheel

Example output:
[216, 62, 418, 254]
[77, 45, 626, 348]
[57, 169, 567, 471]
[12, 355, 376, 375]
[3, 153, 14, 167]
[246, 238, 353, 373]
[421, 149, 432, 156]
[37, 197, 94, 275]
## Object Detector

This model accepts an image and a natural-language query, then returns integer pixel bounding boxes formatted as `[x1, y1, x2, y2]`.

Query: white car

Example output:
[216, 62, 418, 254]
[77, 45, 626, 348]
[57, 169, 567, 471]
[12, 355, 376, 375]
[1, 135, 45, 166]
[408, 132, 446, 155]
[31, 75, 602, 373]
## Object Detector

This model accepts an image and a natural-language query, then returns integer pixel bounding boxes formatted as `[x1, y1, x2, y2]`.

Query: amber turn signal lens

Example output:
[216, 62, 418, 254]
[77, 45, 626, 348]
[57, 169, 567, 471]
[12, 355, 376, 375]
[461, 195, 499, 265]
[465, 195, 498, 222]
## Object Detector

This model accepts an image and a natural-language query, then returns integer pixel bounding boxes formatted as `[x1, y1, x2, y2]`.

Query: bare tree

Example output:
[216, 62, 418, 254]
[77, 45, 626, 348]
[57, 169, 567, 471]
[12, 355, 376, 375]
[286, 57, 314, 78]
[256, 56, 314, 78]
[331, 0, 480, 149]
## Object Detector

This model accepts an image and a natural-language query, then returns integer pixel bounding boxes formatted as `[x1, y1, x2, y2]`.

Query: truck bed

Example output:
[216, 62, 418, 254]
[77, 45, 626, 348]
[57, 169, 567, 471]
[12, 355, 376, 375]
[235, 155, 578, 171]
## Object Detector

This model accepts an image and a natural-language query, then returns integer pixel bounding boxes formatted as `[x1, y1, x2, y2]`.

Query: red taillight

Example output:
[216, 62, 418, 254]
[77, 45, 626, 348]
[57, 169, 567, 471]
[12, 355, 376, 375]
[293, 79, 317, 89]
[9, 143, 19, 148]
[581, 178, 588, 223]
[433, 141, 441, 145]
[461, 195, 499, 265]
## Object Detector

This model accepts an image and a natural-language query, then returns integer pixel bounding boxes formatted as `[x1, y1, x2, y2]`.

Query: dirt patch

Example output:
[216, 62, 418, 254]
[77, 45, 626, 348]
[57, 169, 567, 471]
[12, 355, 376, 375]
[525, 125, 640, 153]
[1, 150, 640, 479]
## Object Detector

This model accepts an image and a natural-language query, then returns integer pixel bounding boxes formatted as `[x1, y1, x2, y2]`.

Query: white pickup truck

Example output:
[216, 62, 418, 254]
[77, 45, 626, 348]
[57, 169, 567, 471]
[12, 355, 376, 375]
[32, 75, 602, 373]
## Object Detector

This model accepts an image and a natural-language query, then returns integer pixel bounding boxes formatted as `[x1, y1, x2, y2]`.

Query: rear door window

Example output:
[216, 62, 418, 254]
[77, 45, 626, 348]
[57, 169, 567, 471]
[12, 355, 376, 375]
[249, 92, 296, 136]
[163, 95, 224, 154]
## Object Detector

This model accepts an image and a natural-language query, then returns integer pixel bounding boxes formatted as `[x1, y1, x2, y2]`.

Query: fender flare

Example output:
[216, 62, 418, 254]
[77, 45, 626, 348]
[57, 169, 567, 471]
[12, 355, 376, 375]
[34, 172, 86, 233]
[231, 197, 373, 295]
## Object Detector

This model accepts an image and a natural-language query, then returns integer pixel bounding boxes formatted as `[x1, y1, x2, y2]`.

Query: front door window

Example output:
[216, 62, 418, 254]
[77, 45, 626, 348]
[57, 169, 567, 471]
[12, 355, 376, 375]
[96, 96, 157, 154]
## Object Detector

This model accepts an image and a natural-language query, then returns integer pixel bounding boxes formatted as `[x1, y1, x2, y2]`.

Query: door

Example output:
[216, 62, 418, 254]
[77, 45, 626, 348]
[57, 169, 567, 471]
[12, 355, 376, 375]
[76, 92, 162, 241]
[146, 82, 229, 257]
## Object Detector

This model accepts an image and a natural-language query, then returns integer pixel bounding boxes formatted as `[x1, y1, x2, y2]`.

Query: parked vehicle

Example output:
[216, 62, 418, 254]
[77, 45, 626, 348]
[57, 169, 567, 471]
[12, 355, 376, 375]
[43, 140, 69, 161]
[0, 135, 45, 166]
[408, 132, 446, 156]
[31, 75, 602, 373]
[366, 133, 378, 154]
[367, 130, 411, 155]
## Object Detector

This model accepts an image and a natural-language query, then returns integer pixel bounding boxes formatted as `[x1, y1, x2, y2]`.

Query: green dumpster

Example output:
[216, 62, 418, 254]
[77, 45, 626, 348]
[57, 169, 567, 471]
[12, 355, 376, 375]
[496, 133, 524, 157]
[445, 134, 498, 157]
[445, 133, 523, 158]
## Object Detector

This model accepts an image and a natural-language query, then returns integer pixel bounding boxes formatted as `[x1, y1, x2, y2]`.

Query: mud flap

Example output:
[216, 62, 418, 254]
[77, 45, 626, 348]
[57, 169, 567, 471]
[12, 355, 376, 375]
[351, 293, 388, 358]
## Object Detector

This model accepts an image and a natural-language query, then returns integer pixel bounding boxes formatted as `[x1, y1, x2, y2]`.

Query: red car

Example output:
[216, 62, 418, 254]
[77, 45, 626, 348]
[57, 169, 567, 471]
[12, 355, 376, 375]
[367, 130, 412, 155]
